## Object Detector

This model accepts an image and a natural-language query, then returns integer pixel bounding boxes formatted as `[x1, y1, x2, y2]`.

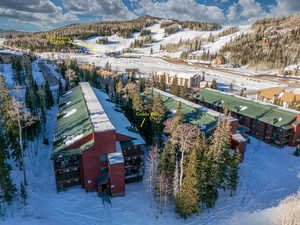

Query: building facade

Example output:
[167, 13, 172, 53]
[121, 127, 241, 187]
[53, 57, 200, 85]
[156, 71, 202, 88]
[51, 82, 145, 196]
[143, 88, 248, 161]
[194, 88, 300, 147]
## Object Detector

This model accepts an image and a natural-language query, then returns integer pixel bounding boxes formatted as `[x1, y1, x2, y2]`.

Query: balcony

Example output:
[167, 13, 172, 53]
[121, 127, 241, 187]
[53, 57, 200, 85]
[56, 171, 80, 182]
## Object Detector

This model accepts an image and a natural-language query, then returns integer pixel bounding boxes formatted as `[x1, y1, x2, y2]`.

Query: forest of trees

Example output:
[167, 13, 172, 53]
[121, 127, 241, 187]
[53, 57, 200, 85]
[4, 16, 157, 52]
[130, 35, 155, 48]
[144, 98, 240, 218]
[0, 56, 55, 214]
[220, 28, 300, 69]
[96, 37, 109, 45]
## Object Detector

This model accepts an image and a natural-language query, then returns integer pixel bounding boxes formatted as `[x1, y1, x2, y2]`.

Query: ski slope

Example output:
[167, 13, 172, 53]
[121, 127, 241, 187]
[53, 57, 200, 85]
[72, 22, 251, 58]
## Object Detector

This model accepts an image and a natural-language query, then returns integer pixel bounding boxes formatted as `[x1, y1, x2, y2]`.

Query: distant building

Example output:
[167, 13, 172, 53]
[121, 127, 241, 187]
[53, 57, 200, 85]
[156, 71, 202, 88]
[279, 92, 300, 109]
[51, 83, 145, 196]
[256, 87, 285, 104]
[213, 55, 226, 65]
[194, 88, 300, 147]
[144, 88, 247, 161]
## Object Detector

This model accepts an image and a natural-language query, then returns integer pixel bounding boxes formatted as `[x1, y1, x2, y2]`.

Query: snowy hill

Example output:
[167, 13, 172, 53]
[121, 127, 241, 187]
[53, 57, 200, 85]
[74, 21, 251, 58]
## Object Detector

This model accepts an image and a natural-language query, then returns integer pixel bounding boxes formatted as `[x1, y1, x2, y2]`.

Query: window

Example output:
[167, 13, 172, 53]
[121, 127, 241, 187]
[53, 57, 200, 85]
[99, 155, 107, 162]
[100, 166, 108, 173]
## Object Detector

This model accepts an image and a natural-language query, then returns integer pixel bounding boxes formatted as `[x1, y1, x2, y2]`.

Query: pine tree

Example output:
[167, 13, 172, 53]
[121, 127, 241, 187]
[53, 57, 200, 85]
[139, 78, 146, 93]
[159, 74, 167, 91]
[180, 79, 189, 99]
[132, 89, 143, 112]
[229, 82, 234, 91]
[176, 147, 199, 218]
[210, 79, 217, 89]
[228, 150, 240, 195]
[0, 129, 16, 203]
[151, 94, 167, 144]
[209, 119, 233, 190]
[116, 79, 123, 104]
[44, 80, 54, 109]
[170, 76, 179, 96]
[160, 141, 176, 178]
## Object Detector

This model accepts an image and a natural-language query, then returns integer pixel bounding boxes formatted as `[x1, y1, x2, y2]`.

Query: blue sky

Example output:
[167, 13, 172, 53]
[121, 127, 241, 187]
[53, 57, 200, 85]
[0, 0, 299, 32]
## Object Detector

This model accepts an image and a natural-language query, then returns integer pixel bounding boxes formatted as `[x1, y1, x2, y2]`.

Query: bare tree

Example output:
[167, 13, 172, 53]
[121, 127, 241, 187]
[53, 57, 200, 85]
[169, 123, 200, 188]
[147, 145, 160, 208]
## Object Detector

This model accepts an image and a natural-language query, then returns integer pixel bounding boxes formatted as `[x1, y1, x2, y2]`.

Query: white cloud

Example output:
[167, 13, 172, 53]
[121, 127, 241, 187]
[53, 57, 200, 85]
[135, 0, 225, 24]
[270, 0, 300, 17]
[0, 0, 78, 30]
[227, 3, 239, 22]
[239, 0, 264, 20]
[61, 0, 136, 21]
[226, 0, 300, 24]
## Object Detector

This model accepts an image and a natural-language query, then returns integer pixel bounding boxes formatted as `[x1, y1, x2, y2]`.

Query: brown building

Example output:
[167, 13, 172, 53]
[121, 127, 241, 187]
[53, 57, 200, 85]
[194, 88, 300, 147]
[256, 87, 284, 104]
[51, 82, 145, 196]
[156, 71, 202, 88]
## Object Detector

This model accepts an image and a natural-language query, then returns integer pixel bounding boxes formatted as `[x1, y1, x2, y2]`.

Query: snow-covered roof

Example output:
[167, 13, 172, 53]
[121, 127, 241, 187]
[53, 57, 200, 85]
[108, 152, 124, 165]
[152, 88, 235, 121]
[93, 88, 145, 145]
[80, 82, 115, 133]
[232, 133, 247, 143]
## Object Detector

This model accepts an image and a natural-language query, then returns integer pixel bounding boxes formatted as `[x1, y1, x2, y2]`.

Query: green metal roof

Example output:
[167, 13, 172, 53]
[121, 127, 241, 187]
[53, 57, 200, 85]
[142, 89, 219, 133]
[52, 86, 94, 159]
[51, 139, 94, 159]
[194, 89, 298, 128]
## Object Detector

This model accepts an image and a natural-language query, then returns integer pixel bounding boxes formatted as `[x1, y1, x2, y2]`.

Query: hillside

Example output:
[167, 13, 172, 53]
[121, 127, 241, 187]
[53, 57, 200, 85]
[220, 14, 300, 70]
[3, 16, 221, 53]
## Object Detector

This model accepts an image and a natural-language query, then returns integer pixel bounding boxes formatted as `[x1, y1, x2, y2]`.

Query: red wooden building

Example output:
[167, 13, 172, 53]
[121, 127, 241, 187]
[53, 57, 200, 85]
[51, 82, 145, 196]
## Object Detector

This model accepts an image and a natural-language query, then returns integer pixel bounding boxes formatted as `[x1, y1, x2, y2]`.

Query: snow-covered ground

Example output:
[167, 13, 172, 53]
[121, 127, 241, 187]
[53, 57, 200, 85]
[2, 113, 299, 225]
[32, 61, 45, 86]
[42, 53, 280, 92]
[0, 63, 14, 88]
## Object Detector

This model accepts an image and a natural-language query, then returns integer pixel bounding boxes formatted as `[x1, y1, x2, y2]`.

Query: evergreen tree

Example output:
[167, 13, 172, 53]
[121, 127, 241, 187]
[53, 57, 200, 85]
[209, 119, 233, 190]
[139, 78, 146, 93]
[210, 79, 217, 89]
[132, 90, 143, 112]
[159, 74, 167, 91]
[151, 94, 167, 144]
[229, 82, 234, 91]
[0, 129, 16, 204]
[44, 80, 54, 109]
[228, 151, 240, 195]
[180, 79, 189, 99]
[176, 147, 199, 218]
[116, 79, 123, 104]
[160, 141, 176, 178]
[170, 76, 179, 96]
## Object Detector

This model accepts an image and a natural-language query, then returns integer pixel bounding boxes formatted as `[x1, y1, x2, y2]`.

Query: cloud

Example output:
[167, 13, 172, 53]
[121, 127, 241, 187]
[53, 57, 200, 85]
[0, 0, 78, 30]
[226, 0, 300, 24]
[61, 0, 136, 21]
[227, 3, 239, 22]
[134, 0, 225, 24]
[238, 0, 265, 22]
[270, 0, 300, 17]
